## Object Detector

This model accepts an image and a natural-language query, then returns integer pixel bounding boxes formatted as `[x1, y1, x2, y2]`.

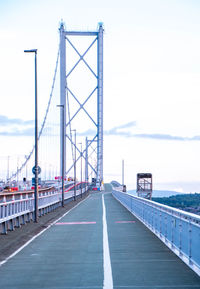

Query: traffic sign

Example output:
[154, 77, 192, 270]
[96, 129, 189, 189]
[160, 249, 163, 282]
[32, 166, 41, 175]
[32, 177, 41, 186]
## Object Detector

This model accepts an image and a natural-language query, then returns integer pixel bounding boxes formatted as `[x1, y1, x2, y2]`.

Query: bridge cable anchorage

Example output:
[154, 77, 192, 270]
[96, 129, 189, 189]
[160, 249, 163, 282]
[102, 194, 113, 289]
[8, 46, 60, 182]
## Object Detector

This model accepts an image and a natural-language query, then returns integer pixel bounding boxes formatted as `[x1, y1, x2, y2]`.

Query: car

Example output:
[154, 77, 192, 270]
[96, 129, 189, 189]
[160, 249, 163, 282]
[3, 186, 12, 192]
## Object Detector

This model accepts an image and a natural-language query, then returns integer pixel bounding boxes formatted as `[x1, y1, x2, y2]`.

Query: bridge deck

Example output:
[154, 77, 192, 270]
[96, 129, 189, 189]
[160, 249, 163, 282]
[0, 191, 200, 289]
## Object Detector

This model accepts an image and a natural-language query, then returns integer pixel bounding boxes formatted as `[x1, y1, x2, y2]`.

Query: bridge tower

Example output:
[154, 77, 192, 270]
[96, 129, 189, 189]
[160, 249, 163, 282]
[59, 22, 104, 187]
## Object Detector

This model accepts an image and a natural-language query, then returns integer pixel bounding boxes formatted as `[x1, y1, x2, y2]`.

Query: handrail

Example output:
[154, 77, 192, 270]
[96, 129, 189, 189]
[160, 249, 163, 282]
[126, 192, 200, 225]
[0, 182, 88, 234]
[0, 186, 56, 197]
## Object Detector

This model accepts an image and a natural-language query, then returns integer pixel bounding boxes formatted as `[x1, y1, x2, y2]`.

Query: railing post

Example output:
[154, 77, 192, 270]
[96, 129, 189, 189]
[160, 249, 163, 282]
[188, 221, 192, 263]
[2, 222, 7, 235]
[159, 210, 162, 236]
[171, 217, 175, 248]
[164, 215, 167, 241]
[179, 218, 182, 255]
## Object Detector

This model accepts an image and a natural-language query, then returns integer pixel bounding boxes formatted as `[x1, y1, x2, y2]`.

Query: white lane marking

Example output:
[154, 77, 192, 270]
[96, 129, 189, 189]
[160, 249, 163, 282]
[114, 285, 199, 289]
[102, 194, 113, 289]
[0, 195, 90, 267]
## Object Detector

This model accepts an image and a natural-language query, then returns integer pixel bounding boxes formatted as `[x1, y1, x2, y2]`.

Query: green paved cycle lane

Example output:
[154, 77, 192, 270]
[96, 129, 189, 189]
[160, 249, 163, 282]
[104, 193, 200, 289]
[0, 194, 103, 289]
[1, 191, 200, 289]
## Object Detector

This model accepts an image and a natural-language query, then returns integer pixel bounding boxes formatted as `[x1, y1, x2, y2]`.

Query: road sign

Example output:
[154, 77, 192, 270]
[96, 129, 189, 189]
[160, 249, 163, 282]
[32, 177, 41, 186]
[32, 166, 41, 175]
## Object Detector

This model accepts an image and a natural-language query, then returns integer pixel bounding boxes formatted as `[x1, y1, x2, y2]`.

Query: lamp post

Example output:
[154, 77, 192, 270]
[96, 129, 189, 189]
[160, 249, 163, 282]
[122, 159, 124, 186]
[79, 142, 82, 198]
[25, 155, 28, 181]
[85, 138, 88, 184]
[72, 129, 76, 201]
[7, 156, 10, 183]
[24, 49, 38, 222]
[57, 104, 65, 207]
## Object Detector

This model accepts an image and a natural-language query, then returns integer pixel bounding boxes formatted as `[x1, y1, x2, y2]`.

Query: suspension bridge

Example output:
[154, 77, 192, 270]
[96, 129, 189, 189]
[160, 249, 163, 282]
[0, 22, 200, 288]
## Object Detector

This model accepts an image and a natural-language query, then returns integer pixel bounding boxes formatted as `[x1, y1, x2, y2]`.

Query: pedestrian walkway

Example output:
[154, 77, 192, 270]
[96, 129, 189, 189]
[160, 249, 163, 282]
[0, 191, 200, 289]
[105, 193, 200, 289]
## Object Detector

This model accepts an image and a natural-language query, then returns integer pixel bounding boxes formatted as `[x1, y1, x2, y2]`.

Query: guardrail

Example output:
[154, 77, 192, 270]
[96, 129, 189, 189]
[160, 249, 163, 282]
[0, 182, 88, 234]
[112, 190, 200, 277]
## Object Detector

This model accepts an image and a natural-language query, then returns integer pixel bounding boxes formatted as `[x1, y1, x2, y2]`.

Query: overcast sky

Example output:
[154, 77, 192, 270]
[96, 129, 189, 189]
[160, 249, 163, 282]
[1, 0, 200, 192]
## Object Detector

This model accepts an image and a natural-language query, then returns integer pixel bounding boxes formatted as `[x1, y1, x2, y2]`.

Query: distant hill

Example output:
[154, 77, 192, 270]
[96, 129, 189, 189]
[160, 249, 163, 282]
[152, 193, 200, 209]
[152, 193, 200, 213]
[128, 189, 184, 198]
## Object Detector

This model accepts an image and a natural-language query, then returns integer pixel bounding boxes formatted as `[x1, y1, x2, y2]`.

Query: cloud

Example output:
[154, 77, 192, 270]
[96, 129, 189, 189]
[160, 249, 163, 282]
[104, 129, 131, 137]
[0, 126, 57, 137]
[0, 114, 34, 136]
[113, 121, 137, 130]
[133, 133, 186, 141]
[76, 121, 137, 137]
[0, 127, 34, 136]
[0, 115, 56, 137]
[1, 117, 200, 142]
[76, 122, 200, 141]
[104, 121, 137, 137]
[0, 115, 34, 126]
[77, 129, 97, 136]
[133, 133, 200, 141]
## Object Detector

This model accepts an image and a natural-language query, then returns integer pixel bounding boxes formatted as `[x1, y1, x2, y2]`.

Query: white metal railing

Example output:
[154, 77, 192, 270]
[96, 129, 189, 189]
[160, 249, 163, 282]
[112, 189, 200, 277]
[0, 183, 88, 233]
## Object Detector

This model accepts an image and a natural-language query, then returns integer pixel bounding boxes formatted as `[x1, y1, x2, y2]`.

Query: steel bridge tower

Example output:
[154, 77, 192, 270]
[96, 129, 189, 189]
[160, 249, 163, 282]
[59, 22, 104, 188]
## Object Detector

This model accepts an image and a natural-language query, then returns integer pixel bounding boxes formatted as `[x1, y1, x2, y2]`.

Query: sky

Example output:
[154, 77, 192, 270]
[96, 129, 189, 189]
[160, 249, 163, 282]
[1, 0, 200, 192]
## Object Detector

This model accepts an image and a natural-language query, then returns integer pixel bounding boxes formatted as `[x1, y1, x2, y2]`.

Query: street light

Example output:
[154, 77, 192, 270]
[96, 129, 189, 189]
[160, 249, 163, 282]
[71, 129, 76, 201]
[7, 156, 10, 183]
[79, 142, 82, 198]
[24, 49, 38, 222]
[57, 104, 65, 207]
[122, 159, 124, 186]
